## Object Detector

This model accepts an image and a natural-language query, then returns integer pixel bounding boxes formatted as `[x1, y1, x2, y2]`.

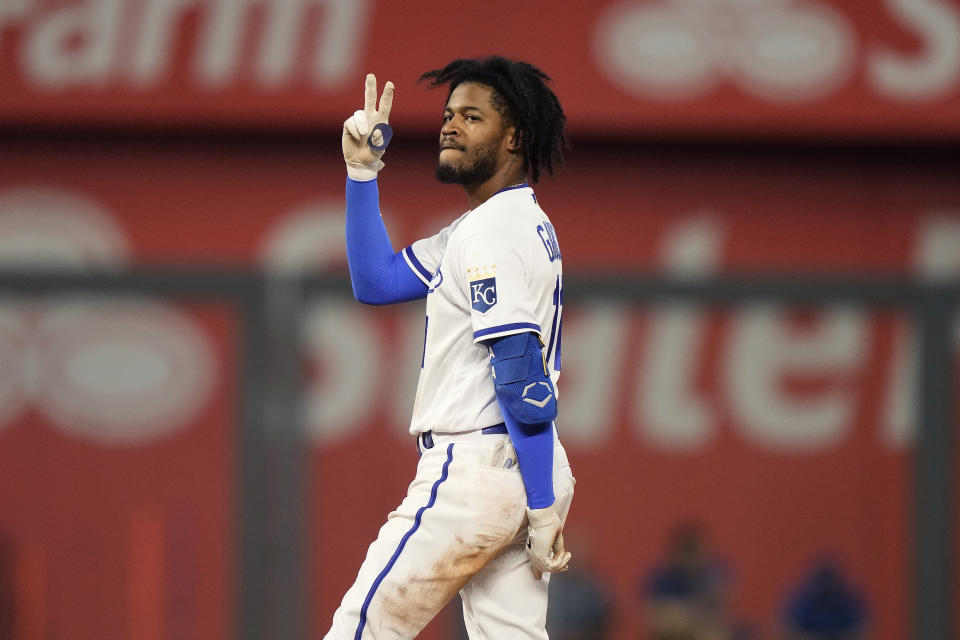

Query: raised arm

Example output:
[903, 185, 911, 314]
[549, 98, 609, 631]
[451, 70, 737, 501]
[341, 74, 427, 305]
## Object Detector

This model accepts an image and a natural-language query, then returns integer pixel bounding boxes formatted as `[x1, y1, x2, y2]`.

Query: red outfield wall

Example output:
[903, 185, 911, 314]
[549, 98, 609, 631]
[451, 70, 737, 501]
[1, 142, 959, 638]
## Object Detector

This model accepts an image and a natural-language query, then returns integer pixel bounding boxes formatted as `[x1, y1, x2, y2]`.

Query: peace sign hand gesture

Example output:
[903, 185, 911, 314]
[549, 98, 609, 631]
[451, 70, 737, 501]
[343, 73, 395, 181]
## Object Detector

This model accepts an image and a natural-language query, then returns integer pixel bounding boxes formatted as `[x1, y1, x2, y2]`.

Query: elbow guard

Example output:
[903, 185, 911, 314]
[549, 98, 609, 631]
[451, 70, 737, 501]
[488, 332, 557, 424]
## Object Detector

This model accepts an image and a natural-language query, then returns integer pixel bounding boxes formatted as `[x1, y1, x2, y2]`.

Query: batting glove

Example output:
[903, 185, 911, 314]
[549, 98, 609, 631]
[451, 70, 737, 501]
[342, 73, 394, 181]
[525, 505, 572, 580]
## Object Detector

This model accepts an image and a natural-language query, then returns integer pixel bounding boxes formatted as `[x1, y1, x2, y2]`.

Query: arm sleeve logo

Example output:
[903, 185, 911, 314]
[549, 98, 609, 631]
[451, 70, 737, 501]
[467, 265, 498, 313]
[470, 277, 498, 313]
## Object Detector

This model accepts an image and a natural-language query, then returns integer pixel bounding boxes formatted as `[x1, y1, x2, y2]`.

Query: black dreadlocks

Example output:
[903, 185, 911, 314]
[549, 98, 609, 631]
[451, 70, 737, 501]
[419, 56, 567, 184]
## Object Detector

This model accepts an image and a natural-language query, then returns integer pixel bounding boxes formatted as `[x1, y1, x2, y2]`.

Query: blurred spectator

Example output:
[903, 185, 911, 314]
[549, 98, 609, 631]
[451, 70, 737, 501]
[640, 521, 750, 640]
[545, 533, 614, 640]
[780, 558, 867, 640]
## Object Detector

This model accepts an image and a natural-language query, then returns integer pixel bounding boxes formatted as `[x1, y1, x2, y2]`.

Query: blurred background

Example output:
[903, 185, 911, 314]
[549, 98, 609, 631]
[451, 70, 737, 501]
[1, 1, 959, 639]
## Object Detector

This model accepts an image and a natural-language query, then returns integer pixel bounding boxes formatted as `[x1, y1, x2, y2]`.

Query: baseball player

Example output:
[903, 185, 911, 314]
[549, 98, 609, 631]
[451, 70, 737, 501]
[326, 56, 574, 640]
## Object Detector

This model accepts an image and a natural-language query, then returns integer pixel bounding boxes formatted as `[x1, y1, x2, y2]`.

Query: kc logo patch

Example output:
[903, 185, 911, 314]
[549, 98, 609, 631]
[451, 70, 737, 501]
[470, 277, 497, 313]
[468, 265, 498, 313]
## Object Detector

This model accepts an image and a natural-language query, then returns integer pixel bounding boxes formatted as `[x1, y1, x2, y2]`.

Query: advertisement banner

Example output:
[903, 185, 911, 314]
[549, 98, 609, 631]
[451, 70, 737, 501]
[1, 0, 960, 137]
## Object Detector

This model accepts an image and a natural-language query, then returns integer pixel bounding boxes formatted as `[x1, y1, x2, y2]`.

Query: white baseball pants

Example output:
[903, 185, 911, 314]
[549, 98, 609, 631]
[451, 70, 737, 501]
[323, 429, 575, 640]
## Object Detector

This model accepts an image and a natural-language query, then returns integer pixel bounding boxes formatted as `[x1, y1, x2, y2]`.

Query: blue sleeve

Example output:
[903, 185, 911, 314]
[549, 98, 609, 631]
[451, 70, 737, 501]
[499, 399, 555, 509]
[486, 332, 556, 509]
[345, 177, 428, 305]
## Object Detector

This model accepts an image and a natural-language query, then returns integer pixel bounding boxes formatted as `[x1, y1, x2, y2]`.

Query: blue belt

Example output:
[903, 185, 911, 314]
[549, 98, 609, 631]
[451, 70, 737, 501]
[419, 423, 507, 451]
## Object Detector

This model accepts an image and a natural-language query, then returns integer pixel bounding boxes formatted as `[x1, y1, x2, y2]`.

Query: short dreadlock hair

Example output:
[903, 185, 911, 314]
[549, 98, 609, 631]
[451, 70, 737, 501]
[419, 56, 567, 184]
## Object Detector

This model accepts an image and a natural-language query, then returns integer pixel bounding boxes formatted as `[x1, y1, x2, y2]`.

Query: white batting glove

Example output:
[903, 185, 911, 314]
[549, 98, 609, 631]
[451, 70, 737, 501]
[342, 73, 394, 181]
[525, 505, 572, 580]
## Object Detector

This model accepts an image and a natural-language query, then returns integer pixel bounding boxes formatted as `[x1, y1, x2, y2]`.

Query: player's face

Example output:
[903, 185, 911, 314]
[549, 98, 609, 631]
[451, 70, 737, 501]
[435, 82, 516, 186]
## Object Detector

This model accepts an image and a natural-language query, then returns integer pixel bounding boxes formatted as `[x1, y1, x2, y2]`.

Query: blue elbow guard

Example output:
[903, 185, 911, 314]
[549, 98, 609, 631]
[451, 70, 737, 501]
[489, 332, 557, 424]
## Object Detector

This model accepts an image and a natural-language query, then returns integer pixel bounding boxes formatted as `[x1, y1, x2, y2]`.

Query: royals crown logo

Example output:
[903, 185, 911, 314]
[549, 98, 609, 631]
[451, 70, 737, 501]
[467, 265, 497, 281]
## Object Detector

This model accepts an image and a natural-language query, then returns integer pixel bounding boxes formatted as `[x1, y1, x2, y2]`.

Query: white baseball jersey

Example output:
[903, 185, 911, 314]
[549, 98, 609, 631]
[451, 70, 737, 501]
[401, 184, 564, 435]
[325, 182, 576, 640]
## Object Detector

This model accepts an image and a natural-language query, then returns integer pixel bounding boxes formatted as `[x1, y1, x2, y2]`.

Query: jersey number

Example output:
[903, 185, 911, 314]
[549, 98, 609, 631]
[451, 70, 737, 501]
[545, 276, 563, 370]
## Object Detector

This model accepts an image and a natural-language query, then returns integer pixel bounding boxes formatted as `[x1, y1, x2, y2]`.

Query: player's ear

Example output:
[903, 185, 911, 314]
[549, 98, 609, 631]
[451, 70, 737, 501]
[507, 127, 523, 154]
